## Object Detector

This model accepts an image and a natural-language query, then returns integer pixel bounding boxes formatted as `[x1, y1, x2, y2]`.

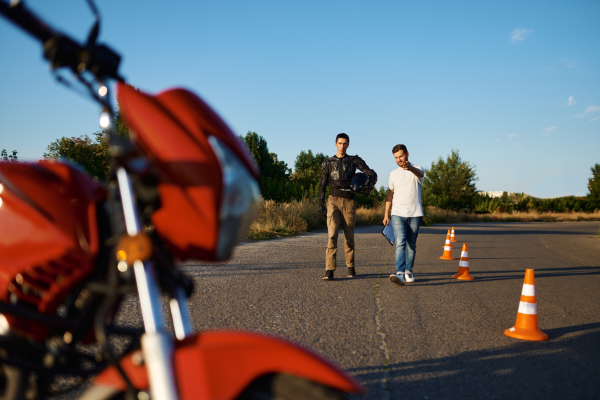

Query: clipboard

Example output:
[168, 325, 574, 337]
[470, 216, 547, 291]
[382, 223, 395, 246]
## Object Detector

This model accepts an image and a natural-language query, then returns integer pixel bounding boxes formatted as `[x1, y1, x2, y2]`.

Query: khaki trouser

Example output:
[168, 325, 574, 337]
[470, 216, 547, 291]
[326, 196, 356, 270]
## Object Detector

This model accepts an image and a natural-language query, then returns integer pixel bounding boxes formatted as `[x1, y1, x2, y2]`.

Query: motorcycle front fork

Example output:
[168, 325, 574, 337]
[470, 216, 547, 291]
[116, 167, 193, 400]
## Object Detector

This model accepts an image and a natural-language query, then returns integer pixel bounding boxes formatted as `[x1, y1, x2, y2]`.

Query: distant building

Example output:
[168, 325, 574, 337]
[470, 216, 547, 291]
[478, 191, 505, 198]
[478, 191, 530, 199]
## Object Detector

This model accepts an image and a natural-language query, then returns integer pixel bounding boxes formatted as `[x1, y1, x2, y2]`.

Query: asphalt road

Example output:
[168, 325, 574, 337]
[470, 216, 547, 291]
[178, 221, 600, 400]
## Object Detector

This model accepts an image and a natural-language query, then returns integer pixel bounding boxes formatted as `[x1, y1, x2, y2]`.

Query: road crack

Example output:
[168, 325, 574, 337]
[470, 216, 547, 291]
[373, 246, 395, 398]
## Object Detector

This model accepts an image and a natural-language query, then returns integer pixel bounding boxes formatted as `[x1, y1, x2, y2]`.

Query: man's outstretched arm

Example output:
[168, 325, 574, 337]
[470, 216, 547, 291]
[399, 161, 424, 179]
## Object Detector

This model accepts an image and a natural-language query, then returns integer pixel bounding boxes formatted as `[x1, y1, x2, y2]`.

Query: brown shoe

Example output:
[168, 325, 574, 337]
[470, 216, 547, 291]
[347, 267, 356, 277]
[323, 270, 334, 281]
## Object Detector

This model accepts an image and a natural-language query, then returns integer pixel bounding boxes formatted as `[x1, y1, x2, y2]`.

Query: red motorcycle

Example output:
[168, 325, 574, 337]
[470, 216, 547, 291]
[0, 1, 363, 399]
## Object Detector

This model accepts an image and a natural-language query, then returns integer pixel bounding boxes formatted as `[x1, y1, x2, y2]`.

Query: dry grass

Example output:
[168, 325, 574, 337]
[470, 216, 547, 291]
[246, 199, 386, 240]
[245, 201, 600, 241]
[246, 198, 324, 240]
[426, 207, 600, 223]
[356, 206, 386, 225]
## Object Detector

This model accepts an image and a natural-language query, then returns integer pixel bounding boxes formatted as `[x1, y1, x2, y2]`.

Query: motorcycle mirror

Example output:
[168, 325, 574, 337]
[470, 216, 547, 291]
[85, 0, 100, 46]
[86, 19, 99, 46]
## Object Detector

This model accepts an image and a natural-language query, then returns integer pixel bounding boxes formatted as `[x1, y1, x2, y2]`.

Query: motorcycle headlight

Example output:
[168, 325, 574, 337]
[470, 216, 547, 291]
[208, 136, 261, 260]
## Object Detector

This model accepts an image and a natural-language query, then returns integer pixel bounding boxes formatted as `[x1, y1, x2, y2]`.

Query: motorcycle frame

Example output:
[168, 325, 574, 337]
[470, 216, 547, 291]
[0, 2, 191, 397]
[0, 2, 364, 399]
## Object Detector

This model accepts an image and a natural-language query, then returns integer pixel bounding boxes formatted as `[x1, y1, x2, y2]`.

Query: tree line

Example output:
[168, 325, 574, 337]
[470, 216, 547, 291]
[41, 84, 136, 181]
[237, 131, 389, 208]
[1, 149, 18, 162]
[238, 136, 600, 213]
[5, 97, 598, 213]
[422, 149, 600, 213]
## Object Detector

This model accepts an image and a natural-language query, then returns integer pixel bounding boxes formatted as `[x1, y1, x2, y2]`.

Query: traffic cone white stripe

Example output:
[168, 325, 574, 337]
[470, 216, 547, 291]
[451, 243, 472, 279]
[504, 269, 547, 341]
[518, 302, 537, 315]
[521, 284, 535, 296]
[440, 232, 455, 260]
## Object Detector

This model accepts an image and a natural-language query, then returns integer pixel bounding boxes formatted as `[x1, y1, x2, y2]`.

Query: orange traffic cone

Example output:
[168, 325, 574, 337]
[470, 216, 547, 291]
[450, 227, 457, 243]
[452, 244, 474, 280]
[504, 269, 548, 341]
[441, 230, 454, 249]
[439, 232, 454, 260]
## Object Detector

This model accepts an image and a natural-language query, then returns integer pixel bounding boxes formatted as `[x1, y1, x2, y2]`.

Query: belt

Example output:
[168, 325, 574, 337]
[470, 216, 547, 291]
[330, 188, 354, 199]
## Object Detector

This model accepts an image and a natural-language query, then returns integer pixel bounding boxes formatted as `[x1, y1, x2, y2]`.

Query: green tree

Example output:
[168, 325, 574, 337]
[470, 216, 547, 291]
[588, 163, 600, 210]
[1, 149, 18, 162]
[423, 149, 478, 211]
[238, 131, 303, 201]
[42, 84, 139, 181]
[355, 185, 389, 209]
[239, 132, 289, 180]
[43, 132, 109, 180]
[291, 150, 328, 194]
[113, 83, 138, 138]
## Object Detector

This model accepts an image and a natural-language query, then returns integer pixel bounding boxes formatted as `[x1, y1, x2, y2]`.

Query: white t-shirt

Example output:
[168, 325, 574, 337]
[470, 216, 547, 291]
[389, 165, 425, 217]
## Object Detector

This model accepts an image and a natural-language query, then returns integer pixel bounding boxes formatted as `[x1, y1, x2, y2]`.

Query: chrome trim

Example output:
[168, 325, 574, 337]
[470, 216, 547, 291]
[142, 333, 179, 400]
[170, 287, 193, 340]
[116, 167, 179, 399]
[116, 167, 142, 236]
[133, 258, 179, 400]
[132, 260, 164, 334]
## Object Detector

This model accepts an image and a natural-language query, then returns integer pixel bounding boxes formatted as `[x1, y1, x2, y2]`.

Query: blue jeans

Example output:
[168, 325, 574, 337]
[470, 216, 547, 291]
[391, 216, 421, 274]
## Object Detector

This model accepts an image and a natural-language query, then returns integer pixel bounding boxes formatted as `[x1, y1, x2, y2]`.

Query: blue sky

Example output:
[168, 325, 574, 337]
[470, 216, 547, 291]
[1, 0, 598, 198]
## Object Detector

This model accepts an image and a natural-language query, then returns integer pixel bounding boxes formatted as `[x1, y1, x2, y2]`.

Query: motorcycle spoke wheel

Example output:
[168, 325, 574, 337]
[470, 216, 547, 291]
[236, 373, 347, 400]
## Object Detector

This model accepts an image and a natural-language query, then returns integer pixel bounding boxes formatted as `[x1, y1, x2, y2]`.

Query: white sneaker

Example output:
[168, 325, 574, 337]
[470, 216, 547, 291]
[389, 274, 405, 286]
[405, 272, 415, 283]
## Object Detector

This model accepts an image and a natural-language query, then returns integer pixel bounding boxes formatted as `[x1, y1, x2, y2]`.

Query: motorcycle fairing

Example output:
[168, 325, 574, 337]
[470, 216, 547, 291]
[154, 88, 257, 179]
[94, 330, 364, 399]
[0, 161, 105, 319]
[117, 84, 258, 262]
[0, 168, 71, 274]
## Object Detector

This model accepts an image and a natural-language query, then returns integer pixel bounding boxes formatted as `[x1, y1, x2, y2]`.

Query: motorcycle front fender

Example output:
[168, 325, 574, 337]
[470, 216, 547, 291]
[93, 330, 363, 399]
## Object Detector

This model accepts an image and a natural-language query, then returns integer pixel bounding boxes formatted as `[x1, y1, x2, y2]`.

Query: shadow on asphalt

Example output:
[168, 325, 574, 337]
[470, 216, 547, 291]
[420, 228, 594, 236]
[470, 266, 600, 275]
[453, 246, 517, 248]
[321, 274, 382, 281]
[389, 266, 600, 286]
[469, 266, 600, 281]
[349, 322, 600, 399]
[182, 265, 600, 283]
[468, 257, 533, 259]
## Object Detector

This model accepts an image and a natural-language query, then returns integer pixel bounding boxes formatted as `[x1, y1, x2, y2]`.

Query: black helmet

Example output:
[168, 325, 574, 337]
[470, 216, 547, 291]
[350, 173, 372, 194]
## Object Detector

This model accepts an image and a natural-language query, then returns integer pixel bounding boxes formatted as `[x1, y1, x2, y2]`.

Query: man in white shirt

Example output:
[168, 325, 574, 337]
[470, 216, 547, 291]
[382, 144, 425, 286]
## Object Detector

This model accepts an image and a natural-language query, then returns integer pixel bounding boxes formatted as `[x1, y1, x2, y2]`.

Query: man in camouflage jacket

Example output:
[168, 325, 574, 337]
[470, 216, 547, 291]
[319, 133, 377, 281]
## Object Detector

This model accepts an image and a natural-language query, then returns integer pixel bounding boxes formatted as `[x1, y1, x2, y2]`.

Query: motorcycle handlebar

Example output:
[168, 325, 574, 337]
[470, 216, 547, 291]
[0, 0, 122, 81]
[0, 0, 54, 42]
